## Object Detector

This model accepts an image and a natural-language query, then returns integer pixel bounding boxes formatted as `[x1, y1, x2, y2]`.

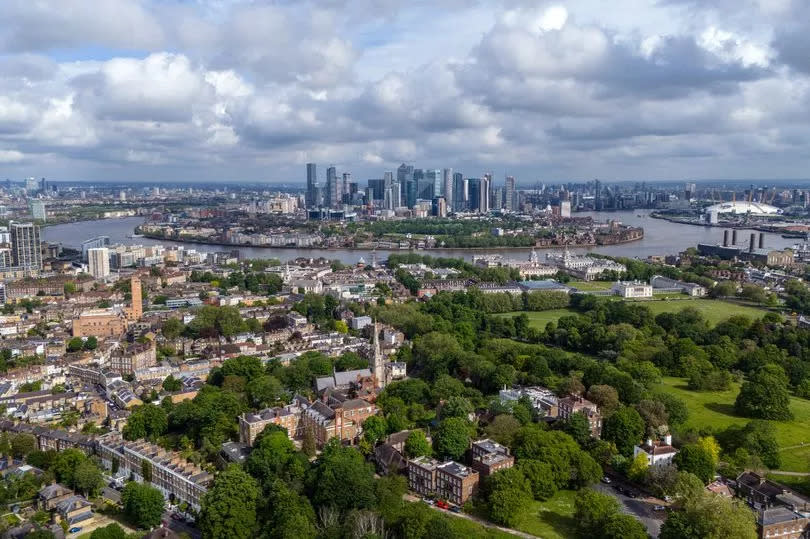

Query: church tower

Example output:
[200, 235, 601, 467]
[371, 321, 385, 388]
[128, 276, 143, 321]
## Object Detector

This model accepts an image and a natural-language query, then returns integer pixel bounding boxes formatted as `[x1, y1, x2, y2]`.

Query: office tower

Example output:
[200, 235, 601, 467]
[479, 176, 491, 214]
[685, 182, 696, 201]
[342, 173, 352, 203]
[30, 200, 46, 222]
[468, 178, 480, 212]
[10, 222, 42, 269]
[386, 182, 401, 209]
[594, 180, 602, 210]
[39, 177, 47, 193]
[452, 173, 466, 211]
[25, 177, 38, 192]
[368, 179, 386, 201]
[560, 200, 571, 218]
[505, 176, 515, 212]
[306, 163, 318, 207]
[87, 247, 110, 278]
[442, 169, 453, 208]
[397, 163, 414, 204]
[384, 171, 393, 192]
[416, 176, 434, 200]
[406, 180, 417, 208]
[427, 169, 442, 197]
[326, 166, 341, 208]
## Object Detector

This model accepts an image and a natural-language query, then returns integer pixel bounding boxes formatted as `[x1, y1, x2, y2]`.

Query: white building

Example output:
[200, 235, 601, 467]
[87, 248, 110, 279]
[634, 435, 678, 466]
[611, 280, 653, 298]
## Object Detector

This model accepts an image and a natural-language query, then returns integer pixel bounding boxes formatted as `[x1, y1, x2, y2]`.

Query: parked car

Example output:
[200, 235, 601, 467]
[436, 500, 449, 509]
[653, 505, 666, 511]
[450, 506, 461, 513]
[425, 499, 435, 506]
[68, 528, 82, 534]
[601, 476, 612, 484]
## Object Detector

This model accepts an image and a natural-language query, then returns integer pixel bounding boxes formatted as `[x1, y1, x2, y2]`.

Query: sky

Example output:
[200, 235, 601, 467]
[1, 0, 809, 184]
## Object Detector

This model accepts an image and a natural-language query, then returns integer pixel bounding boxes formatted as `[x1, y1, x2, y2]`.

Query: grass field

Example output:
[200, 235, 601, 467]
[655, 377, 810, 472]
[766, 473, 810, 496]
[496, 298, 771, 330]
[515, 489, 577, 538]
[569, 280, 614, 291]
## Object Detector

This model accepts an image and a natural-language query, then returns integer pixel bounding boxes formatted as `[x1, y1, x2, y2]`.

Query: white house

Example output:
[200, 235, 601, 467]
[612, 280, 653, 298]
[634, 435, 678, 466]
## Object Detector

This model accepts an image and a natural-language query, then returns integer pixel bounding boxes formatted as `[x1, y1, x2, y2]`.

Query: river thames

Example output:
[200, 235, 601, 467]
[43, 210, 798, 265]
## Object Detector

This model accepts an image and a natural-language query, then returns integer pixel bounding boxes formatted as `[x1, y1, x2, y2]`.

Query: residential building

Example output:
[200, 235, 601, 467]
[407, 457, 480, 506]
[238, 400, 307, 446]
[499, 386, 559, 418]
[633, 435, 678, 466]
[736, 472, 810, 539]
[558, 395, 602, 437]
[55, 495, 95, 528]
[38, 483, 74, 511]
[109, 341, 157, 375]
[470, 439, 514, 477]
[87, 248, 110, 279]
[10, 222, 42, 269]
[97, 432, 212, 511]
[300, 398, 378, 447]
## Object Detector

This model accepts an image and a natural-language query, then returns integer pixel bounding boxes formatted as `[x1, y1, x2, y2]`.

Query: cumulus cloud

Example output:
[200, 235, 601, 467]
[0, 0, 807, 181]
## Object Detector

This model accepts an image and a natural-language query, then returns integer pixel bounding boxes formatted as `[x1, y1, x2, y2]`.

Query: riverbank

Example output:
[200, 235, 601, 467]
[138, 228, 644, 252]
[650, 211, 805, 237]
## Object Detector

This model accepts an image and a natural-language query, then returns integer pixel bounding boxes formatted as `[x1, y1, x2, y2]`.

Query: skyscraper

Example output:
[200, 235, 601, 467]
[452, 172, 466, 211]
[326, 166, 340, 208]
[10, 222, 42, 269]
[504, 176, 515, 212]
[479, 176, 491, 214]
[30, 200, 46, 222]
[87, 247, 110, 278]
[442, 169, 453, 209]
[342, 173, 352, 204]
[427, 169, 442, 197]
[468, 178, 480, 212]
[306, 163, 318, 207]
[397, 163, 414, 205]
[594, 180, 602, 210]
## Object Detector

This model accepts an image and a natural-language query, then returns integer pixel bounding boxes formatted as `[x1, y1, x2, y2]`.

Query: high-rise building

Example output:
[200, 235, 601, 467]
[384, 171, 393, 192]
[342, 173, 352, 204]
[432, 197, 447, 217]
[427, 169, 442, 197]
[504, 176, 515, 212]
[479, 176, 491, 214]
[10, 222, 42, 269]
[368, 179, 386, 201]
[87, 247, 110, 279]
[386, 182, 401, 209]
[30, 200, 46, 222]
[406, 180, 417, 208]
[560, 200, 571, 218]
[326, 166, 340, 208]
[25, 177, 38, 192]
[306, 163, 318, 207]
[468, 178, 480, 212]
[452, 173, 466, 211]
[594, 180, 602, 210]
[128, 277, 143, 321]
[397, 164, 414, 205]
[442, 169, 453, 208]
[119, 190, 126, 201]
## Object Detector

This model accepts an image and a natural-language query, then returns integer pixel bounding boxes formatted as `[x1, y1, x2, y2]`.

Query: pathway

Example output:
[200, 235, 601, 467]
[403, 494, 536, 538]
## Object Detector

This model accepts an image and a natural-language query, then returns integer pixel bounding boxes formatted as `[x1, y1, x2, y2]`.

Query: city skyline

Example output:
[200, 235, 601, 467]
[0, 1, 809, 183]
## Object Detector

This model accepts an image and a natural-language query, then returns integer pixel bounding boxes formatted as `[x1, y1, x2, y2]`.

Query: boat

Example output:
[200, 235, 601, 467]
[127, 233, 144, 239]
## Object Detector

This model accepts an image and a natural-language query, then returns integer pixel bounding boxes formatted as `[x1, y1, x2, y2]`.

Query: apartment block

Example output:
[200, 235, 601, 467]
[470, 439, 514, 477]
[407, 457, 480, 506]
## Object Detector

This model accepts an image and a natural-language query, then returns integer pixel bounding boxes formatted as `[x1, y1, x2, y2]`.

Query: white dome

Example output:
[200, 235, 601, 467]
[705, 201, 781, 215]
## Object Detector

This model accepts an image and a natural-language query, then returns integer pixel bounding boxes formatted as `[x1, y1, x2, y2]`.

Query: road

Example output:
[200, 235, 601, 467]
[161, 510, 202, 539]
[594, 483, 665, 538]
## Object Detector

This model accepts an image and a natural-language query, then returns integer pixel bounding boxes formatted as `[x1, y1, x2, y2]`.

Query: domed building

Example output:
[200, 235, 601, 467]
[704, 201, 781, 215]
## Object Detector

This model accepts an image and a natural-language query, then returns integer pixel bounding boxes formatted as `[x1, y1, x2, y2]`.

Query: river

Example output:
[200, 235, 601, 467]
[42, 210, 799, 265]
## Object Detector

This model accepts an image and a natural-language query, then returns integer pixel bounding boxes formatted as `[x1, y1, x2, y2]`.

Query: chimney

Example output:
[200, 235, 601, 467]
[723, 230, 729, 247]
[664, 434, 672, 445]
[759, 232, 764, 249]
[732, 229, 738, 245]
[749, 233, 756, 253]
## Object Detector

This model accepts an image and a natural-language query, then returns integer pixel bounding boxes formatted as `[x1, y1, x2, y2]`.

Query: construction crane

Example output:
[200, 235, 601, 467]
[767, 187, 778, 205]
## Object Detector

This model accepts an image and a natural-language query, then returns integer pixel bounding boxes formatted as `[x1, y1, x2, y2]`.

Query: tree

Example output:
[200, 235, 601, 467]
[586, 384, 620, 417]
[628, 453, 650, 483]
[161, 318, 184, 339]
[362, 415, 388, 445]
[574, 488, 621, 537]
[563, 411, 592, 445]
[517, 460, 557, 500]
[121, 482, 165, 529]
[162, 375, 182, 392]
[718, 420, 781, 469]
[83, 336, 98, 350]
[674, 445, 716, 484]
[199, 465, 260, 539]
[52, 449, 86, 486]
[635, 399, 669, 431]
[90, 523, 127, 539]
[141, 460, 153, 483]
[433, 417, 473, 461]
[301, 426, 317, 458]
[603, 513, 649, 539]
[697, 436, 721, 466]
[661, 491, 756, 539]
[602, 406, 645, 457]
[310, 441, 377, 513]
[404, 430, 432, 458]
[246, 375, 286, 408]
[735, 364, 793, 420]
[484, 414, 521, 448]
[74, 460, 103, 497]
[488, 483, 532, 527]
[439, 396, 473, 420]
[123, 404, 168, 441]
[334, 320, 348, 334]
[67, 337, 84, 352]
[10, 433, 36, 458]
[652, 392, 689, 427]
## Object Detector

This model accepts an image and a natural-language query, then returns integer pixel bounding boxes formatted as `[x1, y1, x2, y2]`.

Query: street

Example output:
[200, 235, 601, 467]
[594, 482, 666, 538]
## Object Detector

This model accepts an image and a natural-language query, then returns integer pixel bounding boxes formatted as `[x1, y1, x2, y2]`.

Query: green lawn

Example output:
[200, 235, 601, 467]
[515, 489, 578, 539]
[569, 280, 614, 291]
[628, 298, 771, 326]
[655, 377, 810, 471]
[496, 298, 770, 330]
[766, 473, 810, 497]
